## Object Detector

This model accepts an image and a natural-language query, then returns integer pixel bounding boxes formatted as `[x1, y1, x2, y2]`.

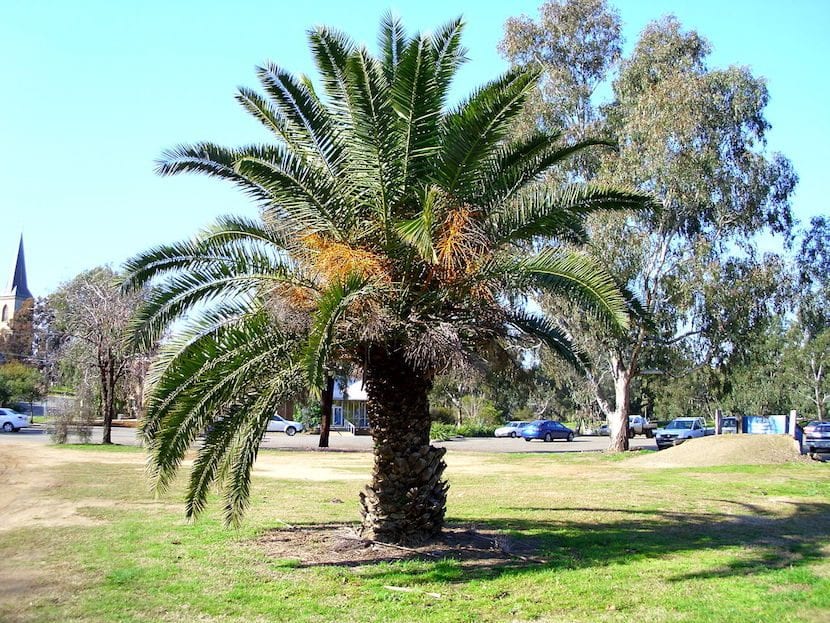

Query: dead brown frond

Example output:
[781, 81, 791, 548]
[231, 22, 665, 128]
[303, 233, 392, 286]
[432, 207, 493, 297]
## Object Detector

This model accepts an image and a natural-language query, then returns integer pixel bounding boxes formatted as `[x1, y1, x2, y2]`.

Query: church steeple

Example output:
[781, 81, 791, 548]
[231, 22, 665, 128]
[6, 235, 32, 300]
[1, 235, 33, 332]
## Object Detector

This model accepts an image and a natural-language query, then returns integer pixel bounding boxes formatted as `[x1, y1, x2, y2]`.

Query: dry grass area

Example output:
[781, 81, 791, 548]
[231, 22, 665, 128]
[0, 443, 147, 533]
[626, 434, 807, 468]
[1, 437, 828, 623]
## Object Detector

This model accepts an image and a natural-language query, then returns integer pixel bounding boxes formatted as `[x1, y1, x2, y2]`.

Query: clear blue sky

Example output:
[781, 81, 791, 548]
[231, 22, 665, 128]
[1, 0, 827, 295]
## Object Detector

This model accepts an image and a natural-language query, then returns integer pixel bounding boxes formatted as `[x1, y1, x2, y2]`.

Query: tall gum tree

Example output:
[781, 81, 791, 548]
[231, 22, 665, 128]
[593, 17, 795, 450]
[123, 15, 651, 544]
[504, 3, 795, 451]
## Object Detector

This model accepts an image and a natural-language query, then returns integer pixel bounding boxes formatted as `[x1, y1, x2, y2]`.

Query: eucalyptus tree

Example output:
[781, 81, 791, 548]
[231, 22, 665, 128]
[504, 7, 796, 451]
[124, 15, 650, 544]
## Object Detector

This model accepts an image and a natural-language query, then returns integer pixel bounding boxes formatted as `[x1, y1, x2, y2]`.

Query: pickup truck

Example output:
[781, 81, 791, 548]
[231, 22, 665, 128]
[596, 415, 657, 437]
[654, 417, 714, 450]
[628, 415, 657, 438]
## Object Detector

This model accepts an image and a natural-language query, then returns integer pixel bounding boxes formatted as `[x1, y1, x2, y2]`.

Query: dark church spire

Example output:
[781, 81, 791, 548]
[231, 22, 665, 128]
[6, 235, 32, 300]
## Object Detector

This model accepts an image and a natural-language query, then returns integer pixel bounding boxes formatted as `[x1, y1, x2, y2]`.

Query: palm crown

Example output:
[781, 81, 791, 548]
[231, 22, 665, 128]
[124, 15, 651, 543]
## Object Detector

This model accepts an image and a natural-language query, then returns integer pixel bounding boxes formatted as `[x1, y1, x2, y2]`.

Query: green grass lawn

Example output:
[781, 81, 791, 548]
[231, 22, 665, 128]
[2, 445, 829, 622]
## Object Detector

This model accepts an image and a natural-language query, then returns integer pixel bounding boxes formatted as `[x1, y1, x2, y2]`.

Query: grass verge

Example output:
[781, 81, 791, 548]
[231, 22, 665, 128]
[1, 444, 828, 622]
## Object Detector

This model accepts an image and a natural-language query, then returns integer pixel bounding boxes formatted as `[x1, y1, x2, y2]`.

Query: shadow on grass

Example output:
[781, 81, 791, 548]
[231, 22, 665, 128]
[264, 500, 830, 585]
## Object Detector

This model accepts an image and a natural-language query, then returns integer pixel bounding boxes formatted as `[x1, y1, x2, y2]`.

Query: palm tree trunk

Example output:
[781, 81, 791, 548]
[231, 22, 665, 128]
[359, 347, 448, 545]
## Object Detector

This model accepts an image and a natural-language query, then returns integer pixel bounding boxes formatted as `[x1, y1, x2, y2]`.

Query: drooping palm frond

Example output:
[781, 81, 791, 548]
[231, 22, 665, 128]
[143, 309, 303, 498]
[482, 248, 631, 333]
[125, 242, 301, 350]
[521, 249, 631, 331]
[488, 184, 655, 246]
[303, 273, 375, 392]
[155, 143, 272, 206]
[507, 310, 587, 371]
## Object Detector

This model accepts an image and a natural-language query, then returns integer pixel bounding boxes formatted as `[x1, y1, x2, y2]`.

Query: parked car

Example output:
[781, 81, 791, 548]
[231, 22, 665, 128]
[494, 421, 531, 438]
[0, 408, 29, 432]
[266, 415, 304, 436]
[804, 421, 830, 455]
[520, 420, 575, 442]
[654, 417, 714, 450]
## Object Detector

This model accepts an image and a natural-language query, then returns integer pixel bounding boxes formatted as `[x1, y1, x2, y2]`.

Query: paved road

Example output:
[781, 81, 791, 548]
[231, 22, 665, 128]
[0, 425, 658, 453]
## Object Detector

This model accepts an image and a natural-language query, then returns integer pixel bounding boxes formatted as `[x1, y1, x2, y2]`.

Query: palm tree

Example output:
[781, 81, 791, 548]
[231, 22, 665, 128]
[123, 15, 652, 545]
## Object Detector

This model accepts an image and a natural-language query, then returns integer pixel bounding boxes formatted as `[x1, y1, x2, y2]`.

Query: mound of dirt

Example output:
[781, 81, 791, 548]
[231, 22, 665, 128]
[627, 434, 806, 468]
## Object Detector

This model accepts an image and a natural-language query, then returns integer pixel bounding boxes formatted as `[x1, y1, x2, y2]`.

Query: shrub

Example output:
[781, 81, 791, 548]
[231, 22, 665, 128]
[456, 423, 497, 437]
[47, 392, 93, 444]
[430, 422, 458, 441]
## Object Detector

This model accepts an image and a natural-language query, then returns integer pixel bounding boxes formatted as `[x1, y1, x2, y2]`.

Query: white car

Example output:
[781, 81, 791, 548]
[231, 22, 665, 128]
[0, 408, 29, 432]
[494, 421, 530, 438]
[266, 415, 304, 436]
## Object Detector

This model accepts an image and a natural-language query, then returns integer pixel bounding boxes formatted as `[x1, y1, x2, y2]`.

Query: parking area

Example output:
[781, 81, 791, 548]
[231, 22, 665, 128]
[0, 425, 658, 453]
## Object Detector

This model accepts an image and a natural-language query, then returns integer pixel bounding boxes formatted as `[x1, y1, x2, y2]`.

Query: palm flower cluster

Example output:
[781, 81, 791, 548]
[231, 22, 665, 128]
[123, 15, 652, 544]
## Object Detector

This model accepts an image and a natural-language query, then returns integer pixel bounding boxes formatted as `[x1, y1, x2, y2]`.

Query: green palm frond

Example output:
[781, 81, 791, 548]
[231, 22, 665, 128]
[144, 311, 301, 494]
[304, 273, 375, 393]
[488, 248, 631, 332]
[255, 62, 344, 176]
[127, 243, 300, 350]
[507, 310, 587, 371]
[437, 67, 539, 195]
[430, 18, 467, 105]
[488, 184, 654, 246]
[391, 33, 442, 191]
[477, 135, 616, 205]
[156, 143, 272, 205]
[343, 47, 402, 229]
[219, 365, 301, 526]
[378, 11, 407, 84]
[393, 193, 437, 264]
[308, 26, 357, 109]
[231, 144, 348, 237]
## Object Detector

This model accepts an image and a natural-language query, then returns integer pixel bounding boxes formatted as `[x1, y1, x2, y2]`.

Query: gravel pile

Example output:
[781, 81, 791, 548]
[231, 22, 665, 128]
[628, 434, 806, 468]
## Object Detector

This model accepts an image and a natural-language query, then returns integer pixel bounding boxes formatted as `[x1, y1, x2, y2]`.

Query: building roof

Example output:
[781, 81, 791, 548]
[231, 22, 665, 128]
[5, 235, 32, 300]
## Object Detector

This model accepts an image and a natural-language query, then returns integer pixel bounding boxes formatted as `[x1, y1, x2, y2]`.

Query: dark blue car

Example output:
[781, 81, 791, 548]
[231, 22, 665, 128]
[520, 420, 575, 442]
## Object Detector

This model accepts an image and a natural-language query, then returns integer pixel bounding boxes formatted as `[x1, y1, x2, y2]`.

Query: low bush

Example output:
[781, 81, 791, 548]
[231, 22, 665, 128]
[429, 422, 458, 441]
[430, 422, 497, 440]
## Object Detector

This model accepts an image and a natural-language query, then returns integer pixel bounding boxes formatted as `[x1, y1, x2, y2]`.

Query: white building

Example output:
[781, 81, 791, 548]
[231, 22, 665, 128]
[332, 378, 369, 431]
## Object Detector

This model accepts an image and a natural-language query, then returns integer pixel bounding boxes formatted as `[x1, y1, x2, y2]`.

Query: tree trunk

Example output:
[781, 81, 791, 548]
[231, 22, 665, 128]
[318, 375, 334, 448]
[608, 365, 631, 452]
[359, 347, 448, 545]
[100, 350, 115, 445]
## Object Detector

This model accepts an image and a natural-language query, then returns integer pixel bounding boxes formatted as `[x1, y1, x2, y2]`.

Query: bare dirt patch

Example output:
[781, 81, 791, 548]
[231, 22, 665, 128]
[257, 524, 544, 568]
[0, 441, 146, 533]
[626, 434, 807, 468]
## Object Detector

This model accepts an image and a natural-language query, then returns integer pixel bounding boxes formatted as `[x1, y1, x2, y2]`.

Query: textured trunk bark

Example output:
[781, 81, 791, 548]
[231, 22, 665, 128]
[359, 347, 448, 545]
[99, 353, 113, 445]
[318, 376, 334, 448]
[608, 368, 631, 453]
